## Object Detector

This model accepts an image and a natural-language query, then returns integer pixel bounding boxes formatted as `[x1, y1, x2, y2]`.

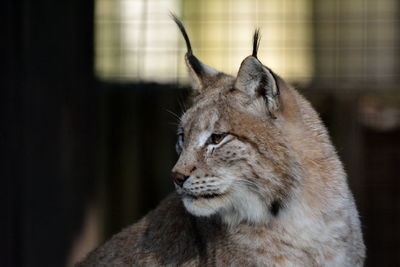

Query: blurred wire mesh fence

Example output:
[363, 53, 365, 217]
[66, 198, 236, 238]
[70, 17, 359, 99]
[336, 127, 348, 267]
[95, 0, 399, 88]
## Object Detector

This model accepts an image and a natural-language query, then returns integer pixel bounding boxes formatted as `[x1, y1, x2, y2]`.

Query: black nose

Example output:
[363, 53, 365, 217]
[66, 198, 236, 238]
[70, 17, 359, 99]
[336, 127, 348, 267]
[171, 172, 189, 187]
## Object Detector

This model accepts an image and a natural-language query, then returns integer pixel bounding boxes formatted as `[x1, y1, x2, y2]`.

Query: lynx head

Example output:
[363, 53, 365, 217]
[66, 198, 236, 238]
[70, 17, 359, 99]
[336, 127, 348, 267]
[171, 15, 304, 226]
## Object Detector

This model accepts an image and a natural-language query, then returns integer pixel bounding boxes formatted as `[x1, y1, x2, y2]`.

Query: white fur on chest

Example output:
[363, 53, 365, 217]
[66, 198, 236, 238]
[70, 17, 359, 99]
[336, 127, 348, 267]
[218, 199, 355, 267]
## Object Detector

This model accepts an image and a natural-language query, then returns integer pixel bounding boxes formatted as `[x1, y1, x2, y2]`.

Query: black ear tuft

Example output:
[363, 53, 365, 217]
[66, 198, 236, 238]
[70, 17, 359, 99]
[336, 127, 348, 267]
[170, 12, 193, 56]
[170, 13, 203, 76]
[171, 12, 222, 91]
[252, 29, 261, 58]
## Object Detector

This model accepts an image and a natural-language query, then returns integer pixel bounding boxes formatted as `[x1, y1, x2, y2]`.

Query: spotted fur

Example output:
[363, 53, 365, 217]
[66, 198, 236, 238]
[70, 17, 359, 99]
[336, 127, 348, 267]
[78, 17, 365, 267]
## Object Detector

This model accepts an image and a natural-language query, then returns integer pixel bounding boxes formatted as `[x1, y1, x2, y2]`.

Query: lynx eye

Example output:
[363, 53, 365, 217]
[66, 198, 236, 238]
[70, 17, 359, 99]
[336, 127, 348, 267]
[209, 133, 227, 145]
[176, 133, 184, 154]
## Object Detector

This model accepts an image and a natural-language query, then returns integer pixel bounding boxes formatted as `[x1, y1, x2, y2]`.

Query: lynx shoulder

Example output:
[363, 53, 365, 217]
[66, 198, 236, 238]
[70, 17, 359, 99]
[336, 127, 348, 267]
[78, 16, 365, 266]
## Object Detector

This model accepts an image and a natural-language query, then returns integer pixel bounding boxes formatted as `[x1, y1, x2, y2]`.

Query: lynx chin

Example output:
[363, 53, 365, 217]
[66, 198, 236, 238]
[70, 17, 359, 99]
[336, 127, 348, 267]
[78, 15, 365, 266]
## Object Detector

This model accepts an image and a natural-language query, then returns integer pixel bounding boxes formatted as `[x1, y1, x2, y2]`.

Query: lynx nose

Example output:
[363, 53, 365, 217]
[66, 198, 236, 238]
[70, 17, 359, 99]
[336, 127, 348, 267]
[171, 172, 189, 187]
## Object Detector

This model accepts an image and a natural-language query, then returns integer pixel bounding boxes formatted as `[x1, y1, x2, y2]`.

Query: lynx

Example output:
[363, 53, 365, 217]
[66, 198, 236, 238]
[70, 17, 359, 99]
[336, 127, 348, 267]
[78, 16, 365, 266]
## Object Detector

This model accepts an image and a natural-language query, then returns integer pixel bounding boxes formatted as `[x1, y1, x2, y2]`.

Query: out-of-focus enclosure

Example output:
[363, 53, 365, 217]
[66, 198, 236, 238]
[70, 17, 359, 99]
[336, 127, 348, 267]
[2, 0, 400, 266]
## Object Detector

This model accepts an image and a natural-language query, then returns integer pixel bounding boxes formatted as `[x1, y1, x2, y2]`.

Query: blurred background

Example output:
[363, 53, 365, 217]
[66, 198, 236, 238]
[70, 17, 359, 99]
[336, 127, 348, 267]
[2, 0, 400, 266]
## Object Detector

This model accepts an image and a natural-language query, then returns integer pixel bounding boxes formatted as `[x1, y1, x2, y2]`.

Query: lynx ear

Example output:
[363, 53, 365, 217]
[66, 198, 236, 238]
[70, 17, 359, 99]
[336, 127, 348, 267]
[235, 30, 279, 117]
[171, 13, 221, 92]
[184, 53, 220, 91]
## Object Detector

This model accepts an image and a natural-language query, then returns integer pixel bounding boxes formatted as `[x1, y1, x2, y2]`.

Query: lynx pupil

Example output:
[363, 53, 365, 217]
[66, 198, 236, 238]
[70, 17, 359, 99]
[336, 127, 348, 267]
[210, 133, 226, 145]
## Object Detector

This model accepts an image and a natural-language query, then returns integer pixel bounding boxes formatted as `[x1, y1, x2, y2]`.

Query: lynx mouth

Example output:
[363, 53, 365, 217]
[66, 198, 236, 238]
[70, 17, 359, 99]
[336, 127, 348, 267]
[184, 193, 222, 200]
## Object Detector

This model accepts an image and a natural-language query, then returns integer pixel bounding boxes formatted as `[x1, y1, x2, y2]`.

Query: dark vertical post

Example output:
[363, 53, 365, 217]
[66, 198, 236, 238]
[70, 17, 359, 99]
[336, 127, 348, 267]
[0, 1, 95, 266]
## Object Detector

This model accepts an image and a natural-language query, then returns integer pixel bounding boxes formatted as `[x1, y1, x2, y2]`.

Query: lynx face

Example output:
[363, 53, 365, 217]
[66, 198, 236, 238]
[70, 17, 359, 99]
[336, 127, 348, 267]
[172, 87, 301, 226]
[170, 17, 303, 225]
